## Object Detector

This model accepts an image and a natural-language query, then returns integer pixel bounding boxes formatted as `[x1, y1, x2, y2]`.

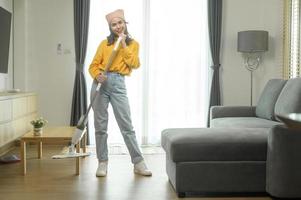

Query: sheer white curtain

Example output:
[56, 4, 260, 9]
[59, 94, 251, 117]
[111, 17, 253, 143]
[85, 0, 209, 146]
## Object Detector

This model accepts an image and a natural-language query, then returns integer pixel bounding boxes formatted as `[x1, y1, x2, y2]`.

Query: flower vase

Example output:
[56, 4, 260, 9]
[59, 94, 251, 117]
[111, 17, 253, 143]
[33, 127, 43, 136]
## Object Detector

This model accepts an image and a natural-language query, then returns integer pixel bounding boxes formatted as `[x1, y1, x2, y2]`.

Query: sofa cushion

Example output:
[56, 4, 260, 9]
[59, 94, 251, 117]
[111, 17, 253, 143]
[161, 128, 269, 162]
[274, 77, 301, 120]
[210, 117, 282, 128]
[255, 79, 287, 120]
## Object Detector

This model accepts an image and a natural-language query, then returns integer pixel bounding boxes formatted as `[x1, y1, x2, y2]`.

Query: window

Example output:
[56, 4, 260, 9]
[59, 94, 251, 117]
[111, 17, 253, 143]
[283, 0, 301, 78]
[85, 0, 209, 145]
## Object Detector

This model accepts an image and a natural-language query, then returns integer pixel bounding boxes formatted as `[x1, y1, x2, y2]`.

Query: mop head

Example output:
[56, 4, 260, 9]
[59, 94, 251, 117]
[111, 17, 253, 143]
[52, 126, 91, 159]
[52, 146, 91, 159]
[52, 152, 91, 159]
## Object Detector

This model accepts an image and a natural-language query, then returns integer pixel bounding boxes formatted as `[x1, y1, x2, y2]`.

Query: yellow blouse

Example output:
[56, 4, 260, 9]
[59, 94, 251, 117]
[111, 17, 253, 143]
[89, 39, 140, 79]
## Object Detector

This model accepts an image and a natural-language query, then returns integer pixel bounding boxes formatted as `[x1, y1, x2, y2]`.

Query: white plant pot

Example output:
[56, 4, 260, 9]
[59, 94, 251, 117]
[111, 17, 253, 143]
[33, 127, 43, 136]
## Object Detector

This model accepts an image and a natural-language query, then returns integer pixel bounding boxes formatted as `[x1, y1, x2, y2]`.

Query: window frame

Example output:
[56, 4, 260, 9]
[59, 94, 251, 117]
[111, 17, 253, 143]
[283, 0, 301, 79]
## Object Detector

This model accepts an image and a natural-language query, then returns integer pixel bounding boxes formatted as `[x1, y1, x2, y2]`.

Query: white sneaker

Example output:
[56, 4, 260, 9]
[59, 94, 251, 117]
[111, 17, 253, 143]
[96, 161, 107, 177]
[134, 160, 152, 176]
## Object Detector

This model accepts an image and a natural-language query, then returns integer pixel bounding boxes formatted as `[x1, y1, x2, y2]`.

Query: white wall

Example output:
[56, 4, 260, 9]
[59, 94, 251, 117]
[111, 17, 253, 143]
[14, 0, 27, 91]
[0, 0, 13, 91]
[14, 0, 75, 126]
[221, 0, 283, 106]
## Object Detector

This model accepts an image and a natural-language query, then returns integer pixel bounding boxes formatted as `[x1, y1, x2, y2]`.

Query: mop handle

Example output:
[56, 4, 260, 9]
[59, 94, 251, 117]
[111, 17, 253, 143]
[96, 36, 123, 90]
[77, 37, 123, 128]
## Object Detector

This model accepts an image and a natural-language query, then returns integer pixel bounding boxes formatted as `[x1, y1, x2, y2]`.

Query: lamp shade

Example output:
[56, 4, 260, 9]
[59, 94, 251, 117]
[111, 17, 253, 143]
[237, 30, 268, 52]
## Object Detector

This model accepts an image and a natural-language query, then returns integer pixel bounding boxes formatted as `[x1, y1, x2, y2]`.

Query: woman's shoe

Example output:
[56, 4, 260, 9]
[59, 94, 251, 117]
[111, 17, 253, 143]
[96, 161, 108, 177]
[134, 160, 152, 176]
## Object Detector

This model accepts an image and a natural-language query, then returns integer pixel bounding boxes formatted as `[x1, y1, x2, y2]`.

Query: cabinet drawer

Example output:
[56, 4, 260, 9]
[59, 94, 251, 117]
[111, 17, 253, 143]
[0, 123, 13, 147]
[0, 100, 12, 123]
[27, 95, 37, 113]
[0, 93, 37, 148]
[12, 97, 27, 119]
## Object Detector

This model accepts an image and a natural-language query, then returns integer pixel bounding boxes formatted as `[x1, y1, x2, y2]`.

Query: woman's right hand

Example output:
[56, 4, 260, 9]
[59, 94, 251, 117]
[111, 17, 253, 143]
[96, 73, 107, 83]
[118, 32, 127, 48]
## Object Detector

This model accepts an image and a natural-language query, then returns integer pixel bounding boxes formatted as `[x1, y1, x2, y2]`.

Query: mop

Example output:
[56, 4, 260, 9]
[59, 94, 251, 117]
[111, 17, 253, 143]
[52, 36, 123, 159]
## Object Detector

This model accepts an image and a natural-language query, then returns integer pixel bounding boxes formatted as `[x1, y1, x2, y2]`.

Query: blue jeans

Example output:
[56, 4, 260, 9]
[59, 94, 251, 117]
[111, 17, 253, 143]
[91, 72, 143, 164]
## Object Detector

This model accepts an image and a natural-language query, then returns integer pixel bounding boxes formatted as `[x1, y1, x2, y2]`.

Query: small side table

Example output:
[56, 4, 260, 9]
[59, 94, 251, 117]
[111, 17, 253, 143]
[276, 113, 301, 130]
[20, 126, 87, 175]
[266, 122, 301, 198]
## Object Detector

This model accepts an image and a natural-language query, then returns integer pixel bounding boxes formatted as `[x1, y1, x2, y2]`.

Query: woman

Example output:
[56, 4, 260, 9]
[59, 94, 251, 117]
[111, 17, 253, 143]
[89, 9, 152, 177]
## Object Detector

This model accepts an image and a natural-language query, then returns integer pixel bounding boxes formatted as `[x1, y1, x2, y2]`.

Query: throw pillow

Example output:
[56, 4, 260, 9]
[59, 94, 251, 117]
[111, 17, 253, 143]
[256, 79, 287, 120]
[274, 77, 301, 120]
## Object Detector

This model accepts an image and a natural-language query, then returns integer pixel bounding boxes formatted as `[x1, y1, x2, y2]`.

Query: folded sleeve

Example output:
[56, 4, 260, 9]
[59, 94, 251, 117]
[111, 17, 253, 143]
[89, 41, 105, 79]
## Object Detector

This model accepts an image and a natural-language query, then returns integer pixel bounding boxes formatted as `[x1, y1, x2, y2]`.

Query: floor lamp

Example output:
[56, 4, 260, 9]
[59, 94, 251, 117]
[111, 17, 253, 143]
[237, 30, 269, 106]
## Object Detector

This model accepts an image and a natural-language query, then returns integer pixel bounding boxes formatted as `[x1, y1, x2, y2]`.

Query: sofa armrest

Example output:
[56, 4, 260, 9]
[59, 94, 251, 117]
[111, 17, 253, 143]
[210, 106, 256, 120]
[266, 125, 301, 197]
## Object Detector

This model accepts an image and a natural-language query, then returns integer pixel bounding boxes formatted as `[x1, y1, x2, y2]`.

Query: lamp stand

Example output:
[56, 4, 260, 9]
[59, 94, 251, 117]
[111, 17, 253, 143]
[244, 53, 260, 106]
[250, 70, 253, 106]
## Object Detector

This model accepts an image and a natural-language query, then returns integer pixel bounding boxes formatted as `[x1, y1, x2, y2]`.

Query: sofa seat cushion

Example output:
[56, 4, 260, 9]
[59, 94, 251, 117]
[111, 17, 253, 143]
[161, 128, 269, 162]
[211, 117, 282, 128]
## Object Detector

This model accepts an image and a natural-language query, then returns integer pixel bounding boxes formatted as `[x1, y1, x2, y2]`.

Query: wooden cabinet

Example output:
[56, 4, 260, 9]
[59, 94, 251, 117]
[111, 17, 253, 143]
[0, 93, 37, 148]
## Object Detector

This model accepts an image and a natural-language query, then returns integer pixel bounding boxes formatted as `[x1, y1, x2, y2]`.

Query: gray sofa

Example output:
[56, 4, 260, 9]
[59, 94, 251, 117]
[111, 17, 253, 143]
[161, 77, 301, 198]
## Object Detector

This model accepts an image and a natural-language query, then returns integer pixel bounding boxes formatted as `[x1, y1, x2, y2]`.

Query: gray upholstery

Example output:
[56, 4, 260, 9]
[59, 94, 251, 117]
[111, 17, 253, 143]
[266, 125, 301, 198]
[274, 78, 301, 119]
[210, 106, 256, 119]
[255, 79, 287, 120]
[166, 154, 266, 193]
[162, 128, 269, 162]
[161, 77, 301, 198]
[210, 117, 282, 128]
[162, 127, 270, 195]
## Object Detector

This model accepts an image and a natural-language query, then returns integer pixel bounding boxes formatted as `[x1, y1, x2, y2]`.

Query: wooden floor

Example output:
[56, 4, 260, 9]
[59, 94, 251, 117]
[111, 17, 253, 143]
[0, 145, 273, 200]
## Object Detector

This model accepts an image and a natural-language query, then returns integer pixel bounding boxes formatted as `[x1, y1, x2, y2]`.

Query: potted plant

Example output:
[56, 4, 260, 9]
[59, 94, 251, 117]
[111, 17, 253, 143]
[30, 117, 48, 136]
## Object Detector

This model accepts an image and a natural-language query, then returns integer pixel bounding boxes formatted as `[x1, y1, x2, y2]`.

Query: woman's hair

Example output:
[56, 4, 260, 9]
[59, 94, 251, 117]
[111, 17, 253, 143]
[107, 21, 133, 46]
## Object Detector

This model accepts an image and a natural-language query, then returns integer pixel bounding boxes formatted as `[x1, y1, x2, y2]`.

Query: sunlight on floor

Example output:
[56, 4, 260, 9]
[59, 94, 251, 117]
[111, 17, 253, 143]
[85, 144, 165, 155]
